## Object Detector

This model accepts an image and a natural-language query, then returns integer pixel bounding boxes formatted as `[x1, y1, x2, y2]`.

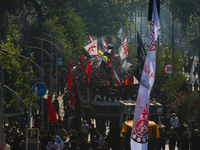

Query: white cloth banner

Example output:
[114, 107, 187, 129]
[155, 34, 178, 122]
[84, 39, 98, 56]
[190, 56, 195, 84]
[130, 0, 160, 149]
[119, 36, 128, 60]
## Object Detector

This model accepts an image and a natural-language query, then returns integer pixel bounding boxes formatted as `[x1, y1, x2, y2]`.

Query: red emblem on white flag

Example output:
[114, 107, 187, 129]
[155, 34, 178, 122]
[84, 39, 98, 56]
[119, 36, 128, 60]
[132, 106, 149, 144]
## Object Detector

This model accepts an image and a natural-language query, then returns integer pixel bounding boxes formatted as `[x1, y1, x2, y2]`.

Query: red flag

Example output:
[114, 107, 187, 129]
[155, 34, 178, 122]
[47, 96, 59, 126]
[113, 70, 122, 86]
[124, 75, 129, 85]
[129, 75, 134, 85]
[70, 88, 74, 107]
[89, 35, 93, 42]
[112, 44, 115, 57]
[85, 59, 91, 83]
[78, 53, 84, 68]
[67, 61, 72, 89]
[107, 60, 109, 67]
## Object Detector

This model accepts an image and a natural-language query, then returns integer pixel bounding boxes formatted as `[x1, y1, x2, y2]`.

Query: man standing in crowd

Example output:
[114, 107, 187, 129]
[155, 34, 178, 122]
[170, 113, 179, 133]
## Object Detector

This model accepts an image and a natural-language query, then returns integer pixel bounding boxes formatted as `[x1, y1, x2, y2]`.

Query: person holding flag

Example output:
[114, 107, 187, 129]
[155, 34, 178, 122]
[130, 0, 160, 150]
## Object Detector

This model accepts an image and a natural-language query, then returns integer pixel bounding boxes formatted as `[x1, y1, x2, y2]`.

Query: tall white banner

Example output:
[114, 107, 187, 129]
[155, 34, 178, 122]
[119, 36, 128, 60]
[84, 39, 98, 56]
[130, 0, 160, 149]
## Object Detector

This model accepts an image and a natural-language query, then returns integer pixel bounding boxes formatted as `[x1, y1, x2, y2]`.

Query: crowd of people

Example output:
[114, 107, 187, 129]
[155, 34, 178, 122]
[2, 101, 200, 150]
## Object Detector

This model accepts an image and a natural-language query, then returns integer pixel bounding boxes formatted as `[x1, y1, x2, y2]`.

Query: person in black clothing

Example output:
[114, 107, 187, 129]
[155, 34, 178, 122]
[63, 142, 72, 150]
[168, 127, 177, 150]
[62, 92, 69, 112]
[190, 129, 200, 150]
[106, 120, 121, 150]
[70, 129, 79, 150]
[90, 135, 99, 150]
[178, 131, 190, 150]
[78, 137, 89, 150]
[156, 127, 167, 150]
[89, 123, 97, 141]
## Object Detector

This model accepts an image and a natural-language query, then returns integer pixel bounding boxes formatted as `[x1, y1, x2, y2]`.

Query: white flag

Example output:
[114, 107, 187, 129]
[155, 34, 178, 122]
[130, 0, 160, 149]
[119, 36, 128, 60]
[118, 27, 123, 40]
[190, 56, 195, 84]
[84, 39, 98, 56]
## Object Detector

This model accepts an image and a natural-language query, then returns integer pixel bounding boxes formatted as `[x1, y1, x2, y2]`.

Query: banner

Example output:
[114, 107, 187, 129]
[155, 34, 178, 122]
[75, 82, 139, 119]
[119, 36, 128, 60]
[84, 39, 98, 56]
[131, 0, 160, 149]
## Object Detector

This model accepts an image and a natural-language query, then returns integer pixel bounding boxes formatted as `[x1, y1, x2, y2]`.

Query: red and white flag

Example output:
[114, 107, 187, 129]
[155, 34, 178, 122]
[119, 36, 128, 60]
[130, 0, 160, 149]
[102, 36, 107, 52]
[113, 70, 122, 86]
[129, 75, 139, 85]
[84, 39, 98, 56]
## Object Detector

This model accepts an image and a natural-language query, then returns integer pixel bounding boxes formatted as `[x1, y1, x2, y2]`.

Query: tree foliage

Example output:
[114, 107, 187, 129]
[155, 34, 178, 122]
[153, 47, 190, 103]
[72, 0, 132, 37]
[0, 36, 39, 113]
[176, 92, 200, 126]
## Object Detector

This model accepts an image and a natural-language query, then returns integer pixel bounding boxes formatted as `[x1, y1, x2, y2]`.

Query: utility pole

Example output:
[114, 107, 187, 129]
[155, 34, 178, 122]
[50, 39, 53, 101]
[28, 47, 31, 128]
[171, 3, 175, 77]
[41, 41, 44, 129]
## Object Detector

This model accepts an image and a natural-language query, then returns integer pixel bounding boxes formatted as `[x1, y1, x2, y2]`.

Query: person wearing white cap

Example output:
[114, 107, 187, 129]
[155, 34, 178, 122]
[170, 113, 179, 132]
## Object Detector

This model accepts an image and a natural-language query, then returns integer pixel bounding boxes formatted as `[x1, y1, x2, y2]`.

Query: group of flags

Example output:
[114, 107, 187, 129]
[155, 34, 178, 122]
[0, 1, 197, 150]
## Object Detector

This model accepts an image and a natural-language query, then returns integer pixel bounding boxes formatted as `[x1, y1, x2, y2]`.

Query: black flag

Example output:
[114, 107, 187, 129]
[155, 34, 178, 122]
[134, 32, 146, 82]
[148, 0, 160, 22]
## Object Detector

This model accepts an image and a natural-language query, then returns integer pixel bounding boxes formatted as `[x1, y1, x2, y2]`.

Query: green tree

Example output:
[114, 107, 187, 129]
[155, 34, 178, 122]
[176, 92, 200, 126]
[153, 47, 190, 103]
[0, 36, 38, 113]
[72, 0, 132, 37]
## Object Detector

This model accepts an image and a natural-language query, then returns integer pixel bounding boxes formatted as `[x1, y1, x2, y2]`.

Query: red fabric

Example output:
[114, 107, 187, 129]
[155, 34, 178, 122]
[107, 60, 109, 67]
[89, 35, 93, 42]
[129, 75, 134, 85]
[124, 75, 129, 85]
[115, 77, 122, 86]
[47, 96, 59, 126]
[78, 53, 84, 68]
[85, 59, 91, 83]
[70, 88, 74, 107]
[67, 61, 73, 89]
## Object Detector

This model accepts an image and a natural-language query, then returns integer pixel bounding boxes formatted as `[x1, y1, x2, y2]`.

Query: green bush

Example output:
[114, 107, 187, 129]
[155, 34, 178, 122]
[176, 92, 200, 126]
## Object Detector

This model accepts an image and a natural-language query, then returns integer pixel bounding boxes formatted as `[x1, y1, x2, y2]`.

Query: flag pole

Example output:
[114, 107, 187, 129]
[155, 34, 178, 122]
[172, 6, 175, 77]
